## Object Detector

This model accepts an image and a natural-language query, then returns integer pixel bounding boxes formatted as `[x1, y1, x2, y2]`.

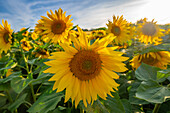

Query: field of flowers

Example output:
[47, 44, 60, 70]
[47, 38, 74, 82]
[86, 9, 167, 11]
[0, 8, 170, 113]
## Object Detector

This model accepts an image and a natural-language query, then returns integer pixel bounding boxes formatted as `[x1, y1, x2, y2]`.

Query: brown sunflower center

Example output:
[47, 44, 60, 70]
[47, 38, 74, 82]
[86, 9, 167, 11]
[51, 20, 66, 34]
[22, 41, 28, 47]
[3, 33, 10, 43]
[38, 50, 47, 55]
[141, 53, 157, 65]
[98, 32, 104, 35]
[111, 25, 121, 36]
[91, 31, 96, 35]
[69, 50, 102, 81]
[142, 23, 157, 36]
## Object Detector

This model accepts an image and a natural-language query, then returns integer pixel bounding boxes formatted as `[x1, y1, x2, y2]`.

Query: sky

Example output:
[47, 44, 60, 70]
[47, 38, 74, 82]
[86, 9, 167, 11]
[0, 0, 169, 31]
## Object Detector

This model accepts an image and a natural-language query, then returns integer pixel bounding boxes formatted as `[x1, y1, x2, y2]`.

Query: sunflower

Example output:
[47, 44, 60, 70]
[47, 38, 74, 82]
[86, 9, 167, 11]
[31, 32, 38, 40]
[44, 27, 129, 108]
[0, 19, 13, 53]
[34, 19, 45, 35]
[34, 48, 50, 59]
[63, 30, 78, 45]
[21, 38, 32, 51]
[106, 15, 133, 45]
[38, 8, 73, 44]
[136, 18, 147, 24]
[136, 18, 165, 45]
[41, 35, 50, 43]
[131, 51, 170, 69]
[116, 43, 128, 50]
[165, 28, 170, 35]
[20, 28, 29, 37]
[89, 30, 106, 40]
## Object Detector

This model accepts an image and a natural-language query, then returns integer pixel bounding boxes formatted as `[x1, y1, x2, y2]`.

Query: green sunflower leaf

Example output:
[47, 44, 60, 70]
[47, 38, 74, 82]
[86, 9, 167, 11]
[103, 92, 125, 113]
[0, 82, 11, 91]
[8, 93, 27, 112]
[135, 63, 160, 81]
[140, 44, 170, 54]
[27, 89, 64, 113]
[11, 76, 33, 94]
[0, 60, 17, 71]
[157, 70, 170, 83]
[129, 82, 149, 105]
[0, 93, 7, 108]
[121, 99, 132, 113]
[136, 80, 170, 103]
[0, 71, 21, 83]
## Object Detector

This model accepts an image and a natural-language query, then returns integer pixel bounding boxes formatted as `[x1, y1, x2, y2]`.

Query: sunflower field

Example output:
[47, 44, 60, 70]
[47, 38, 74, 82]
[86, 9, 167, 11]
[0, 8, 170, 113]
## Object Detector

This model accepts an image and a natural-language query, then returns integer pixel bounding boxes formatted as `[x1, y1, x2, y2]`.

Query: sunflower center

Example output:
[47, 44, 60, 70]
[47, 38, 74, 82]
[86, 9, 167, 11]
[69, 50, 101, 81]
[111, 25, 121, 36]
[23, 41, 28, 47]
[142, 53, 157, 65]
[39, 50, 47, 55]
[82, 60, 93, 70]
[3, 33, 10, 43]
[98, 32, 104, 35]
[51, 20, 66, 34]
[142, 23, 157, 36]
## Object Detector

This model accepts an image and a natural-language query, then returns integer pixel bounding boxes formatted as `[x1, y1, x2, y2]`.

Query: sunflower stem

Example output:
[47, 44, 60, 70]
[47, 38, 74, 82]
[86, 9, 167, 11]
[29, 83, 36, 102]
[6, 90, 13, 103]
[6, 90, 18, 113]
[80, 107, 84, 113]
[153, 104, 161, 113]
[20, 45, 29, 74]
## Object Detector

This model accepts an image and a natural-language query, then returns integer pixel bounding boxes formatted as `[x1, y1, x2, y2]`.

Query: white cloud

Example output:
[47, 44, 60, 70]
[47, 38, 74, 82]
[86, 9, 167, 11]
[0, 0, 169, 31]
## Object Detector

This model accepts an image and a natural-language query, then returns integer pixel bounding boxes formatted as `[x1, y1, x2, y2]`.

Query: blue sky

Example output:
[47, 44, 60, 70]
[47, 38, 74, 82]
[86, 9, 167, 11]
[0, 0, 169, 31]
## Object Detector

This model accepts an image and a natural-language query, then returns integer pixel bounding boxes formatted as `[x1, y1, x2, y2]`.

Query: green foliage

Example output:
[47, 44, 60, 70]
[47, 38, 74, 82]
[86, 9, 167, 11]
[27, 89, 64, 113]
[130, 63, 170, 112]
[8, 93, 27, 112]
[0, 24, 169, 113]
[135, 63, 159, 81]
[136, 80, 170, 103]
[104, 92, 126, 113]
[11, 76, 33, 94]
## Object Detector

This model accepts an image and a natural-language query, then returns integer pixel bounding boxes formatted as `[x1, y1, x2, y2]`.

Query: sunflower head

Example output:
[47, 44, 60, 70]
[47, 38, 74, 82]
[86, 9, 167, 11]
[34, 48, 50, 59]
[0, 19, 13, 53]
[106, 15, 133, 45]
[136, 18, 165, 45]
[89, 30, 106, 40]
[131, 51, 170, 69]
[62, 30, 78, 45]
[34, 19, 45, 35]
[165, 28, 170, 35]
[136, 18, 147, 24]
[44, 26, 129, 108]
[21, 38, 32, 51]
[38, 8, 73, 44]
[31, 32, 38, 40]
[20, 28, 29, 37]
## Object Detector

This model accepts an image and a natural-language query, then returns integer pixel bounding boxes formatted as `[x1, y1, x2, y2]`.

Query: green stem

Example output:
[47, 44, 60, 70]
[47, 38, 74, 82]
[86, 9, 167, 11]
[80, 107, 84, 113]
[20, 44, 36, 103]
[6, 90, 13, 103]
[6, 91, 18, 113]
[36, 83, 42, 94]
[153, 104, 161, 113]
[20, 45, 29, 74]
[29, 83, 36, 102]
[24, 101, 32, 107]
[16, 65, 27, 70]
